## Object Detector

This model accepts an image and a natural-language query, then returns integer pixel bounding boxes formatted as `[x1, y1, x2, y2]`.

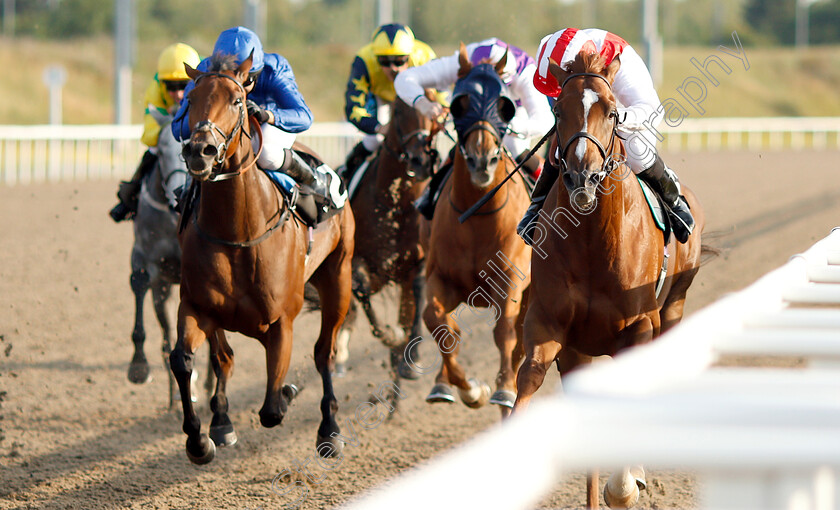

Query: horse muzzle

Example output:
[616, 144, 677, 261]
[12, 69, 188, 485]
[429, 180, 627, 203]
[562, 168, 601, 210]
[182, 137, 220, 179]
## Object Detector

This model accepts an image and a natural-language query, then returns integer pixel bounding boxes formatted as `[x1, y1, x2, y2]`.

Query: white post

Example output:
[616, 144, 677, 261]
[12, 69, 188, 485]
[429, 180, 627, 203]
[2, 0, 14, 36]
[795, 0, 810, 48]
[42, 66, 66, 125]
[114, 0, 134, 125]
[377, 0, 393, 25]
[642, 0, 662, 88]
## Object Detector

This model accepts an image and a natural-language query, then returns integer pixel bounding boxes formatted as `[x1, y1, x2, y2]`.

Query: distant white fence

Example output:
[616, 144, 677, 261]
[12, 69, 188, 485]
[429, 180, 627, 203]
[341, 228, 840, 510]
[1, 118, 839, 185]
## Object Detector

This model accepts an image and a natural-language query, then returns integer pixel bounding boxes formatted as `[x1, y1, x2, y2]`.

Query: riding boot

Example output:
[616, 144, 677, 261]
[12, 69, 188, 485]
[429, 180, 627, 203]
[414, 158, 452, 220]
[110, 150, 158, 222]
[516, 151, 544, 180]
[637, 154, 695, 243]
[281, 149, 346, 209]
[516, 158, 560, 245]
[340, 141, 372, 183]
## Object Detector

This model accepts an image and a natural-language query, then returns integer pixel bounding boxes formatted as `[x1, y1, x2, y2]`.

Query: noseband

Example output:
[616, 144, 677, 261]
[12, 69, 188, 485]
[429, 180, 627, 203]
[381, 115, 439, 178]
[188, 72, 253, 182]
[556, 72, 623, 177]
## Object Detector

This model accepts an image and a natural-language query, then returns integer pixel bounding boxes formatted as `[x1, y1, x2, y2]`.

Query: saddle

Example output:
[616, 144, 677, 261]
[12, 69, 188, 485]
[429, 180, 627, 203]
[266, 150, 346, 227]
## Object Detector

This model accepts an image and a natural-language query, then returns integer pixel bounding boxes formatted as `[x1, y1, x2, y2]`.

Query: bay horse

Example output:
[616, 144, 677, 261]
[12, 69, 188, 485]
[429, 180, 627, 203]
[513, 52, 705, 508]
[171, 53, 354, 464]
[421, 46, 531, 416]
[337, 94, 440, 382]
[125, 110, 199, 408]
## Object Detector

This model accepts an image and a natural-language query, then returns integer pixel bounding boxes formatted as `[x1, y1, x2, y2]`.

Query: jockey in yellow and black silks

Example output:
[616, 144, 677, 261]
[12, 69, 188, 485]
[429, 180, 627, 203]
[110, 43, 201, 222]
[341, 23, 442, 181]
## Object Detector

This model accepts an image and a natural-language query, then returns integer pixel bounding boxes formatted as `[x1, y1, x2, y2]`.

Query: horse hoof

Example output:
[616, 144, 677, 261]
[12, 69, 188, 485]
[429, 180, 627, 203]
[426, 383, 456, 404]
[397, 359, 421, 380]
[282, 384, 300, 403]
[127, 362, 152, 384]
[604, 468, 643, 509]
[489, 389, 516, 409]
[316, 434, 344, 458]
[458, 378, 491, 409]
[209, 423, 238, 447]
[185, 434, 216, 465]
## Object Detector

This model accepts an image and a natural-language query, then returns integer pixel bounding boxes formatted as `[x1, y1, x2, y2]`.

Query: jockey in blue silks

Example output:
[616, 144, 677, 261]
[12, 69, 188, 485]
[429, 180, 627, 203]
[172, 26, 345, 209]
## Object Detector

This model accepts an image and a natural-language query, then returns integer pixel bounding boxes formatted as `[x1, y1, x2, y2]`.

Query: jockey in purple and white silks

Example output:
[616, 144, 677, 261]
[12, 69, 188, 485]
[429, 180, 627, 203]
[396, 38, 553, 165]
[172, 26, 345, 209]
[517, 28, 695, 244]
[395, 38, 554, 219]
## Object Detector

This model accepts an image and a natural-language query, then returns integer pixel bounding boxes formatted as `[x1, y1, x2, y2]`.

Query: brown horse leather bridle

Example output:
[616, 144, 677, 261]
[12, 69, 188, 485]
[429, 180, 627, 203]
[189, 72, 260, 182]
[555, 72, 624, 177]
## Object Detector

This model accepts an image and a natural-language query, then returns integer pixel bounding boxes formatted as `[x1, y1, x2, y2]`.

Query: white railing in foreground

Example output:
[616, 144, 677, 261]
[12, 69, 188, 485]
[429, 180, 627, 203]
[1, 117, 839, 185]
[340, 228, 840, 510]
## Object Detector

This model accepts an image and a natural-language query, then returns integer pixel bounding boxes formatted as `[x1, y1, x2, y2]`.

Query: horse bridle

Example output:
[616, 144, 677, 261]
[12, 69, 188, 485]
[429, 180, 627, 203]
[555, 72, 624, 177]
[188, 72, 256, 182]
[381, 117, 439, 178]
[458, 121, 505, 161]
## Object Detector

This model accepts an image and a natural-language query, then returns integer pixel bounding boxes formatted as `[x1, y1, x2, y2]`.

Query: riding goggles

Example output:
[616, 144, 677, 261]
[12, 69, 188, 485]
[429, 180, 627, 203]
[162, 80, 188, 92]
[377, 55, 409, 68]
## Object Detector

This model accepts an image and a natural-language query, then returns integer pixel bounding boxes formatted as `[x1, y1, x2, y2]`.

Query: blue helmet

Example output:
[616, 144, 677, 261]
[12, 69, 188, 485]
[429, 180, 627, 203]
[213, 26, 265, 73]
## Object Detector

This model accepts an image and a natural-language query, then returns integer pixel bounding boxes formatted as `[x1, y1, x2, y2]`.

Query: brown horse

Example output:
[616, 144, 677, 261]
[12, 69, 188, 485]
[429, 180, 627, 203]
[513, 52, 705, 508]
[338, 94, 440, 381]
[421, 46, 532, 416]
[170, 53, 354, 464]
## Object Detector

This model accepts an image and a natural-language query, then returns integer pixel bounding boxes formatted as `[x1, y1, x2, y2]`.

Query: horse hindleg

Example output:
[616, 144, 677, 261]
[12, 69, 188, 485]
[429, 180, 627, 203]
[489, 311, 520, 415]
[171, 302, 215, 464]
[127, 266, 151, 384]
[208, 330, 237, 447]
[310, 246, 353, 457]
[150, 281, 179, 408]
[260, 319, 294, 429]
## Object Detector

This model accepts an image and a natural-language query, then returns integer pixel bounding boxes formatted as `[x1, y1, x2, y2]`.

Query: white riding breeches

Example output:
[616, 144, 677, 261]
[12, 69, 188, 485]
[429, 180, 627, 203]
[252, 122, 297, 171]
[620, 127, 659, 174]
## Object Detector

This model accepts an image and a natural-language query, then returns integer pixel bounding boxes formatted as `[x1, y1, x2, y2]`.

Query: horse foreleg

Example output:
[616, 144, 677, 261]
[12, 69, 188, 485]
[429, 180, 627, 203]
[260, 319, 294, 429]
[208, 330, 236, 447]
[587, 470, 599, 510]
[394, 268, 425, 380]
[514, 305, 563, 413]
[127, 266, 151, 384]
[171, 301, 215, 464]
[353, 264, 404, 349]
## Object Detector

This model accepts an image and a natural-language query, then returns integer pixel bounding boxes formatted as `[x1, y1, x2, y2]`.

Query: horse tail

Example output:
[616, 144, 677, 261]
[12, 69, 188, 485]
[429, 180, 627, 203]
[698, 230, 725, 267]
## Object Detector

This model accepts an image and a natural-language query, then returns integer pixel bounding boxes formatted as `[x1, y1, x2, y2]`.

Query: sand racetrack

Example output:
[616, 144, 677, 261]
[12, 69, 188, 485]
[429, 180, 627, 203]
[2, 149, 840, 509]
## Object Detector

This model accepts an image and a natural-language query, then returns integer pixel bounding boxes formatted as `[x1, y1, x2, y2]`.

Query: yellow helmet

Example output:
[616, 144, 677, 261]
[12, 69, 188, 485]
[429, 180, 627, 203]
[371, 24, 415, 56]
[157, 43, 201, 81]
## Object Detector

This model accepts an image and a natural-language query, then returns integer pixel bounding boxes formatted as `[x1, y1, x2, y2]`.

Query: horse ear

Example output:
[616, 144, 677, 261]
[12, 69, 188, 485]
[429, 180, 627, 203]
[604, 54, 621, 84]
[185, 62, 201, 80]
[547, 57, 568, 91]
[457, 42, 471, 79]
[495, 48, 508, 77]
[450, 94, 469, 119]
[237, 49, 254, 80]
[497, 96, 516, 124]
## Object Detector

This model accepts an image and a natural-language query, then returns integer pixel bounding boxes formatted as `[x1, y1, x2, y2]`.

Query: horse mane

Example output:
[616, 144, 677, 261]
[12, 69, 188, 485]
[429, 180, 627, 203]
[566, 51, 607, 75]
[208, 52, 240, 73]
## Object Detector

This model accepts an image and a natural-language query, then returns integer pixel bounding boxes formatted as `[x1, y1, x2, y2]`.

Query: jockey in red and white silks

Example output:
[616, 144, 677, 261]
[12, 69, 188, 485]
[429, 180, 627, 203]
[534, 28, 661, 173]
[396, 38, 554, 160]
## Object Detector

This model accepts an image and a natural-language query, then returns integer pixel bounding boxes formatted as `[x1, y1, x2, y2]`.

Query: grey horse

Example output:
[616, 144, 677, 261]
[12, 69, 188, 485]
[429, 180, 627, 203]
[125, 111, 193, 408]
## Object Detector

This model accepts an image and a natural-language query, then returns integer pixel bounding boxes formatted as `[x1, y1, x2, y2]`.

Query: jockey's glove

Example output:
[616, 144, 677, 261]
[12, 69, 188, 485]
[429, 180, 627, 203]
[413, 96, 444, 120]
[246, 100, 271, 125]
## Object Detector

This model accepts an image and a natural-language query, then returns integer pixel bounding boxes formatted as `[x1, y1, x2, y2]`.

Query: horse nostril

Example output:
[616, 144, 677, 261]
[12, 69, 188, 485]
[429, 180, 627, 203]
[410, 157, 423, 167]
[201, 145, 218, 158]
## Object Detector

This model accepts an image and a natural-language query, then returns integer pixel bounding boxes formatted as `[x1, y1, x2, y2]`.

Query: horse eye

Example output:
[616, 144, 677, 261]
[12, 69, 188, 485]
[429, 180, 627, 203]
[233, 98, 243, 106]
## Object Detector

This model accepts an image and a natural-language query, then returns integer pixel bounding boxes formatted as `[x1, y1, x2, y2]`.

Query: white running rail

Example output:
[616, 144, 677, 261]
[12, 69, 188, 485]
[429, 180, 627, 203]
[340, 228, 840, 510]
[1, 118, 839, 185]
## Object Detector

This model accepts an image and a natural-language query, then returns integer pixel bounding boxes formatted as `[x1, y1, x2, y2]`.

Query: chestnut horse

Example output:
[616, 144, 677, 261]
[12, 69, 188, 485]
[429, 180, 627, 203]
[513, 52, 705, 508]
[421, 46, 531, 416]
[170, 53, 354, 464]
[338, 95, 440, 381]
